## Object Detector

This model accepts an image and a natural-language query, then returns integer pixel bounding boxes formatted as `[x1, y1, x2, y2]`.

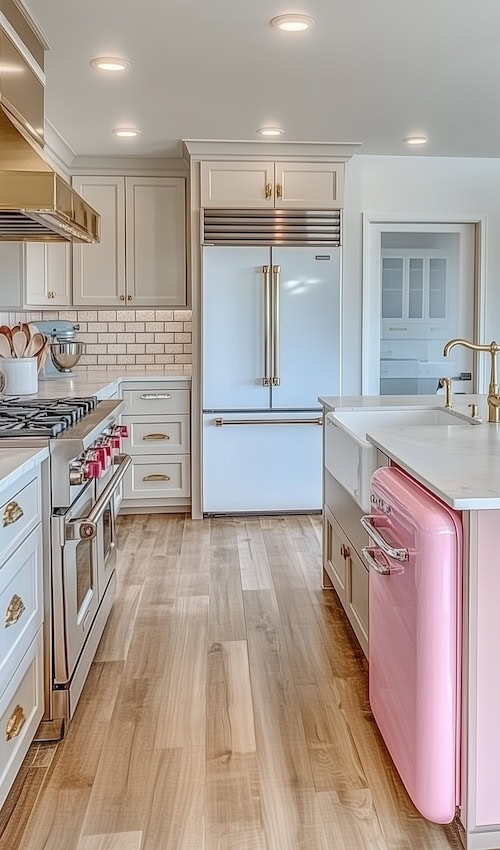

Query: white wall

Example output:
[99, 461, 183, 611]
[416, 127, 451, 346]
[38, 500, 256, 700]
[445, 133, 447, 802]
[343, 154, 500, 393]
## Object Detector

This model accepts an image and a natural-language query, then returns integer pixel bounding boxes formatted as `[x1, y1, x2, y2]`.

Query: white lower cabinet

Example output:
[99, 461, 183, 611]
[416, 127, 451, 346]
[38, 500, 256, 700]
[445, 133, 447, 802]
[120, 381, 191, 510]
[0, 461, 45, 810]
[323, 481, 369, 656]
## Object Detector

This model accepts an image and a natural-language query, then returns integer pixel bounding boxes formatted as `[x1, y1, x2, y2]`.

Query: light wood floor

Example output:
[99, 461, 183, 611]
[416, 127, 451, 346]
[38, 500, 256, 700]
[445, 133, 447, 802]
[0, 513, 464, 850]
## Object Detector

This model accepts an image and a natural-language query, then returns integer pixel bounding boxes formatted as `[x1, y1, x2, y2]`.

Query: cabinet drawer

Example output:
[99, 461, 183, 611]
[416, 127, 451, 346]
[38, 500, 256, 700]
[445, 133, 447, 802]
[124, 456, 190, 500]
[0, 527, 43, 698]
[0, 629, 44, 811]
[122, 414, 190, 455]
[122, 388, 190, 415]
[0, 472, 41, 567]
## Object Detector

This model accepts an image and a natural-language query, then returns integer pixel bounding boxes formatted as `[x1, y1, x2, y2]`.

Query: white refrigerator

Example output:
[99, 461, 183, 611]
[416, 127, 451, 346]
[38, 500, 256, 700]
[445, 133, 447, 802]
[202, 245, 341, 513]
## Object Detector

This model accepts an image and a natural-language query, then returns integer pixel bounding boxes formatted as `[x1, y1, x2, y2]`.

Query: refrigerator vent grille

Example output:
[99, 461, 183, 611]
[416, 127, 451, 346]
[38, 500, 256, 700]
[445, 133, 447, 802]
[203, 209, 341, 246]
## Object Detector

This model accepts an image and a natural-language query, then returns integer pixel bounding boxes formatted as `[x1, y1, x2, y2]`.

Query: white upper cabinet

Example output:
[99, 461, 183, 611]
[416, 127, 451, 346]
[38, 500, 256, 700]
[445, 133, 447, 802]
[73, 175, 186, 307]
[24, 243, 71, 308]
[72, 176, 126, 306]
[200, 160, 344, 209]
[125, 177, 186, 307]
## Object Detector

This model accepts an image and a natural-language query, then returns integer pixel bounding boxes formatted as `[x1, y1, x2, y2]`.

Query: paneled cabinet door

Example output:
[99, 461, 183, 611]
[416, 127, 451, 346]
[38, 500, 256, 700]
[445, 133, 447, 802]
[72, 176, 126, 306]
[200, 160, 344, 209]
[125, 177, 186, 307]
[200, 161, 275, 208]
[24, 243, 71, 307]
[274, 162, 344, 209]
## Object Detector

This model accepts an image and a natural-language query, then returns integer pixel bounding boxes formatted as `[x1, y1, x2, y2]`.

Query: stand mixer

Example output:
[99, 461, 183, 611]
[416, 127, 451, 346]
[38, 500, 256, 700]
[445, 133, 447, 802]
[34, 320, 84, 379]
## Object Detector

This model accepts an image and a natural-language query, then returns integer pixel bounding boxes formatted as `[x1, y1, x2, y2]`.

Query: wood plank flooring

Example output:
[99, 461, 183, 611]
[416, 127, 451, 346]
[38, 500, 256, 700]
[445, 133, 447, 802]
[0, 513, 464, 850]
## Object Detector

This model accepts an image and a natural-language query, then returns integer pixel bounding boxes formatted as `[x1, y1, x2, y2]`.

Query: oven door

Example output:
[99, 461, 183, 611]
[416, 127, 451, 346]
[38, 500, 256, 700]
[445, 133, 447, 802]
[52, 484, 99, 685]
[96, 464, 117, 598]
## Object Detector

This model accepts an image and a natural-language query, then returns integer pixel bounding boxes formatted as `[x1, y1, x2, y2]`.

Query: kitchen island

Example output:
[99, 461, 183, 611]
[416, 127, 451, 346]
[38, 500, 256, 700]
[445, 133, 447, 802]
[320, 394, 500, 850]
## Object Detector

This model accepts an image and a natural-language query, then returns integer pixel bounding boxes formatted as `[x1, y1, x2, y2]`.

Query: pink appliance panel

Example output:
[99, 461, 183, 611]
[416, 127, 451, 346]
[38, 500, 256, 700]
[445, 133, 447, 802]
[368, 466, 461, 824]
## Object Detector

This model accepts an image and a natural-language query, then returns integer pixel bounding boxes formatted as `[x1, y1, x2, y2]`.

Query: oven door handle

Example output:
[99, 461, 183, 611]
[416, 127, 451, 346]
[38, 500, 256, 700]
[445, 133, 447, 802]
[65, 454, 131, 541]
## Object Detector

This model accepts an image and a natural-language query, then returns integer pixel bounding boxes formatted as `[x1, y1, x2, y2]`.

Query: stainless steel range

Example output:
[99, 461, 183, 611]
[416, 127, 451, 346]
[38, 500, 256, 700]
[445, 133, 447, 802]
[0, 396, 131, 739]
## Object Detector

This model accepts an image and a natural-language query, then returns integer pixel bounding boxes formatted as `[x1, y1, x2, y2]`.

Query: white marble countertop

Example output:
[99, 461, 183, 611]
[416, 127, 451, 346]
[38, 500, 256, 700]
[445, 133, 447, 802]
[5, 367, 192, 401]
[366, 423, 500, 510]
[0, 446, 49, 493]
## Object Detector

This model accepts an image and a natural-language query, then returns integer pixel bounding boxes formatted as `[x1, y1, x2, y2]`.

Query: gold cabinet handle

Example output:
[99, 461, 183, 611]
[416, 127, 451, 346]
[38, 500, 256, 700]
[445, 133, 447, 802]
[143, 474, 171, 482]
[142, 433, 170, 441]
[119, 294, 125, 301]
[265, 183, 272, 200]
[3, 501, 24, 527]
[5, 705, 26, 742]
[127, 295, 133, 301]
[5, 594, 25, 628]
[276, 183, 282, 199]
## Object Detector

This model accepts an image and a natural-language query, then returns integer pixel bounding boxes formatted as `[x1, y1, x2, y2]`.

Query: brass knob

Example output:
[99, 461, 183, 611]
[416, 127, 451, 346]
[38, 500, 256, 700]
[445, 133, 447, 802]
[127, 295, 133, 301]
[119, 294, 125, 301]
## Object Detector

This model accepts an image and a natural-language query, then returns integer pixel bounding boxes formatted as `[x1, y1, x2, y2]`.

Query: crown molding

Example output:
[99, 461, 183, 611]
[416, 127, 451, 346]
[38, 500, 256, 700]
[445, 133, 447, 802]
[69, 155, 188, 176]
[182, 139, 362, 162]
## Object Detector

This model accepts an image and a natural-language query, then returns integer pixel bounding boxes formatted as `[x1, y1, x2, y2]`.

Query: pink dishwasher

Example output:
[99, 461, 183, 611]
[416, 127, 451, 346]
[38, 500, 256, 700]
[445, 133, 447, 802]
[361, 466, 462, 824]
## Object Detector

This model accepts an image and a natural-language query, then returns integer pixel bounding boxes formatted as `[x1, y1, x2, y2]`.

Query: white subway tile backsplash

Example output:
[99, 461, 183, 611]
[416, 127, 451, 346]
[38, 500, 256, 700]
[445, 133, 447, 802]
[9, 308, 192, 371]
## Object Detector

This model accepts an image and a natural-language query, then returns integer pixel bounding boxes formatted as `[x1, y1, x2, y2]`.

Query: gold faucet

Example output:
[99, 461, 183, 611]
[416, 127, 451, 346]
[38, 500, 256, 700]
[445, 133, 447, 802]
[439, 377, 453, 409]
[443, 338, 500, 422]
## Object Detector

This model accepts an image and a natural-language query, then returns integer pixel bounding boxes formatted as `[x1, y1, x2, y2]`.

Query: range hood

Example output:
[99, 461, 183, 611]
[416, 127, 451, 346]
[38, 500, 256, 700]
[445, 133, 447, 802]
[0, 105, 100, 243]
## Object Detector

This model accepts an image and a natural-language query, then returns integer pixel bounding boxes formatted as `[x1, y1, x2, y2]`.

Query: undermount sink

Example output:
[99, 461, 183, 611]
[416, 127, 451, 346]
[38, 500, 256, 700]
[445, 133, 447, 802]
[325, 405, 480, 512]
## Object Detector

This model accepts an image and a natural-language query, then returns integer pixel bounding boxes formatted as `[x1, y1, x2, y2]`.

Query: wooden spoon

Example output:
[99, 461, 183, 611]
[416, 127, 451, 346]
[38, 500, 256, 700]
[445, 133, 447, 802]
[0, 335, 11, 358]
[0, 327, 13, 354]
[12, 330, 27, 358]
[25, 332, 45, 358]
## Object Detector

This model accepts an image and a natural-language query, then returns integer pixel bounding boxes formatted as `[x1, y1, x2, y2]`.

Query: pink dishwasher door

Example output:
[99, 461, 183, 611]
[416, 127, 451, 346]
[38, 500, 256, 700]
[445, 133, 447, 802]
[363, 466, 461, 824]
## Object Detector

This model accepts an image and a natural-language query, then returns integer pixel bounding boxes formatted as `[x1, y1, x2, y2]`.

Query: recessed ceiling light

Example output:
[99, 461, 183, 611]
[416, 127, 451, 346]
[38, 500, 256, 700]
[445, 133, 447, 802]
[257, 127, 284, 136]
[91, 57, 130, 72]
[112, 127, 141, 138]
[270, 14, 315, 31]
[404, 135, 429, 146]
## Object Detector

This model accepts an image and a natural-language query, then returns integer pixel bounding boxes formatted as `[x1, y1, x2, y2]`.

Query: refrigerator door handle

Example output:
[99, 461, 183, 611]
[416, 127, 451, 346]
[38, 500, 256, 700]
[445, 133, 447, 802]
[215, 417, 323, 426]
[263, 265, 271, 386]
[272, 264, 281, 386]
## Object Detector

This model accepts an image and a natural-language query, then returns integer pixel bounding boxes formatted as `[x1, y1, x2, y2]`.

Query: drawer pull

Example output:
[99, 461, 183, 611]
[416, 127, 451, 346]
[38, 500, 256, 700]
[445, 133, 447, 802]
[3, 501, 24, 527]
[143, 474, 171, 482]
[5, 704, 26, 742]
[140, 393, 172, 400]
[142, 433, 170, 441]
[5, 594, 26, 628]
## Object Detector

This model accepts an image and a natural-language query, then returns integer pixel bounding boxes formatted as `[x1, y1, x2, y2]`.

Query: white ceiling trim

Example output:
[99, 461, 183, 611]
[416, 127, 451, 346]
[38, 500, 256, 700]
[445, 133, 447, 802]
[183, 139, 362, 161]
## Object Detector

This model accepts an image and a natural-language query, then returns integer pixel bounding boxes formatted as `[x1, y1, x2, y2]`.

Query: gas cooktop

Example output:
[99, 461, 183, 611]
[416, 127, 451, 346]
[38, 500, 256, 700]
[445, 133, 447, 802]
[0, 397, 98, 437]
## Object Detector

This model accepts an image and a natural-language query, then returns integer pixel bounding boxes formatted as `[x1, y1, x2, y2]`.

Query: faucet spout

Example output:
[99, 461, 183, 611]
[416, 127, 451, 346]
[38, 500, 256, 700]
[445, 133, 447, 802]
[443, 338, 500, 422]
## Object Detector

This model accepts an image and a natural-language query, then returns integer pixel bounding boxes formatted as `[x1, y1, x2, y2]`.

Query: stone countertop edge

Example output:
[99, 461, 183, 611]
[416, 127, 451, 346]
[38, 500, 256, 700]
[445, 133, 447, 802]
[0, 447, 49, 492]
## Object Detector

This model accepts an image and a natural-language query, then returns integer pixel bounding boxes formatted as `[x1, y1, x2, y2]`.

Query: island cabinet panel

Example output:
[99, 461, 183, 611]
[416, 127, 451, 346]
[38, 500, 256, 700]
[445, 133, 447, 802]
[0, 462, 45, 811]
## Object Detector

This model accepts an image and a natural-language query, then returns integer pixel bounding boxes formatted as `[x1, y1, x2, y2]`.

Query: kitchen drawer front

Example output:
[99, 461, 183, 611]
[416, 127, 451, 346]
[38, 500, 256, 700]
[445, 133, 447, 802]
[121, 388, 190, 415]
[0, 527, 43, 698]
[0, 629, 44, 811]
[0, 472, 41, 567]
[124, 456, 191, 500]
[122, 414, 190, 455]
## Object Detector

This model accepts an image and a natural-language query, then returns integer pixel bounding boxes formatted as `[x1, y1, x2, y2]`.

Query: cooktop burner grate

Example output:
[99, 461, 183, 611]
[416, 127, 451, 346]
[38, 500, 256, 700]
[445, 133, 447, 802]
[0, 397, 98, 437]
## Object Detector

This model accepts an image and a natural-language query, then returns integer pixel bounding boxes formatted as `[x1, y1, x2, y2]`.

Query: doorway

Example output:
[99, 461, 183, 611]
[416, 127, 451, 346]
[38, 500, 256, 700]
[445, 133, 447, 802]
[362, 219, 483, 396]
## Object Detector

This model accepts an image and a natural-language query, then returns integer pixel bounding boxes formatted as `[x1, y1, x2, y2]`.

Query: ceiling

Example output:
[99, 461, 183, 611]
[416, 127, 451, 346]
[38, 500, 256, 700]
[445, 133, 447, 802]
[23, 0, 500, 160]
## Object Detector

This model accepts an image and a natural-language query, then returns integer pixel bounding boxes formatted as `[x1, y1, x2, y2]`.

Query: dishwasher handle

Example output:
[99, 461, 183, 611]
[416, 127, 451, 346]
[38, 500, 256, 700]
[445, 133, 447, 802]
[361, 546, 405, 576]
[360, 514, 408, 562]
